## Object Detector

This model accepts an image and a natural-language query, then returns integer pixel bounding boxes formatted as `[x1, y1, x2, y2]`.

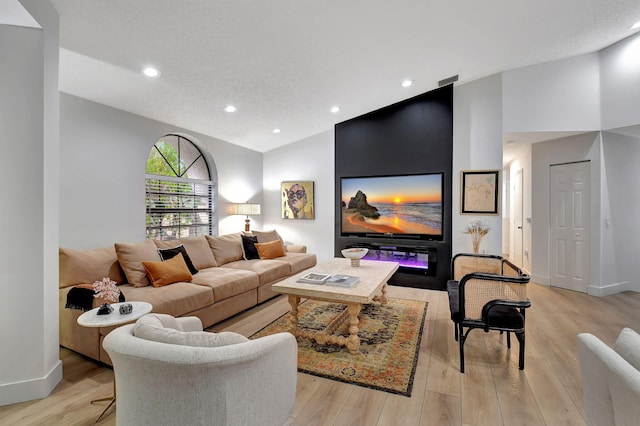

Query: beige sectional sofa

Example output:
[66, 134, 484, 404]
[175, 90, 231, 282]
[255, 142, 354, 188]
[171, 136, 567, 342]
[59, 230, 316, 365]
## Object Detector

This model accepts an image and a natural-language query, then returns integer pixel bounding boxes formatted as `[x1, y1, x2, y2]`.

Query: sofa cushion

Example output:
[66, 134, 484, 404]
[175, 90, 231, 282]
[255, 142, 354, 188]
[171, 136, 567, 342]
[241, 235, 260, 260]
[255, 240, 286, 259]
[615, 327, 640, 370]
[206, 233, 244, 265]
[142, 253, 193, 287]
[278, 252, 317, 274]
[133, 314, 248, 347]
[115, 240, 162, 287]
[59, 246, 126, 288]
[116, 282, 214, 317]
[157, 245, 199, 275]
[154, 237, 217, 269]
[190, 267, 259, 301]
[221, 259, 290, 286]
[250, 229, 284, 245]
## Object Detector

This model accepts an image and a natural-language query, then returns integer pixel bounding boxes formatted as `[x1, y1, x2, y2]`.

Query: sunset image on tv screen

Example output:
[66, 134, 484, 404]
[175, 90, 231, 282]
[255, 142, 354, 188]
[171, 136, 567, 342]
[341, 174, 442, 238]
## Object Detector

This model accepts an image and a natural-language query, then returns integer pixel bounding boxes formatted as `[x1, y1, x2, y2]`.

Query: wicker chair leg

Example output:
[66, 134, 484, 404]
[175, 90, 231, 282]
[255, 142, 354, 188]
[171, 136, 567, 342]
[516, 331, 525, 370]
[506, 331, 511, 349]
[454, 322, 459, 341]
[459, 324, 466, 373]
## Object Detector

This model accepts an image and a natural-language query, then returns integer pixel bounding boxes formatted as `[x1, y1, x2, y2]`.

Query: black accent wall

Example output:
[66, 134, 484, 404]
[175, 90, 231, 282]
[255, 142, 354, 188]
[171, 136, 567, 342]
[334, 85, 453, 290]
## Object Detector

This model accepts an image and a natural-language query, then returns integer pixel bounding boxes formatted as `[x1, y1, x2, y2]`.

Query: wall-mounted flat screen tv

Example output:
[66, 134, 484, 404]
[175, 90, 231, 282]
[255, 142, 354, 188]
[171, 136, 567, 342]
[340, 173, 443, 240]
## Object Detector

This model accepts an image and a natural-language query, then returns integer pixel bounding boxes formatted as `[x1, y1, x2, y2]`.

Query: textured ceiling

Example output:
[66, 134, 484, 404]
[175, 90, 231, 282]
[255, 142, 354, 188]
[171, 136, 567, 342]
[48, 0, 640, 153]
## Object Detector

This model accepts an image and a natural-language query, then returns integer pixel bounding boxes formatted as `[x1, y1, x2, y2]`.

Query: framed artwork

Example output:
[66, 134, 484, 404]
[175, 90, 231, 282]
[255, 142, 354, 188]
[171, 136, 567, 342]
[281, 181, 314, 219]
[461, 170, 500, 215]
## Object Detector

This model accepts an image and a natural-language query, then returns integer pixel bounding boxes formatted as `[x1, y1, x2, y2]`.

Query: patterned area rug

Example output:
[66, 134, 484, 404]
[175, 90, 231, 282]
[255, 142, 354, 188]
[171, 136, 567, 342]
[250, 297, 427, 396]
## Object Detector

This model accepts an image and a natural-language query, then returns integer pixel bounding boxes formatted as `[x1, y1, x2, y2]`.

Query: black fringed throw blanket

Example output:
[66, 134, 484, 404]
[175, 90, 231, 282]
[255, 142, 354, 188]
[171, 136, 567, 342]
[65, 286, 125, 311]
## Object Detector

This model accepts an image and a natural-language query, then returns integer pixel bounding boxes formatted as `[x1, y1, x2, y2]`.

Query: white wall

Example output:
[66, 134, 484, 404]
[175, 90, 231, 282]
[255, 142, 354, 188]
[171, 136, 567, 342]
[530, 132, 601, 287]
[502, 53, 601, 132]
[452, 74, 504, 255]
[263, 130, 335, 262]
[507, 144, 532, 272]
[59, 94, 264, 249]
[599, 131, 640, 293]
[0, 0, 61, 406]
[600, 32, 640, 130]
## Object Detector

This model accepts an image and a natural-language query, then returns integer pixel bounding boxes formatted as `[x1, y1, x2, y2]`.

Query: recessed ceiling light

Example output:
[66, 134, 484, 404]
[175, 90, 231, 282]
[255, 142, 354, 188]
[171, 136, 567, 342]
[507, 140, 516, 146]
[631, 21, 640, 30]
[224, 105, 237, 113]
[401, 79, 413, 87]
[330, 106, 340, 113]
[273, 128, 281, 134]
[142, 67, 159, 77]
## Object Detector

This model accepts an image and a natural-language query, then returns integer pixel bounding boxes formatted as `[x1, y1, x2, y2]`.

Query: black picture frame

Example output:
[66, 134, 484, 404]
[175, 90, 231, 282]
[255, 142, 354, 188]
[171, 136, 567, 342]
[461, 170, 500, 215]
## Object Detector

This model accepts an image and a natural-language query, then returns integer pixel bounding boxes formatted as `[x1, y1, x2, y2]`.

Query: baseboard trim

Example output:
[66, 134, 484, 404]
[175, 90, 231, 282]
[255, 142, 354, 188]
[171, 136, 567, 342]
[0, 360, 62, 406]
[589, 282, 629, 297]
[531, 274, 549, 286]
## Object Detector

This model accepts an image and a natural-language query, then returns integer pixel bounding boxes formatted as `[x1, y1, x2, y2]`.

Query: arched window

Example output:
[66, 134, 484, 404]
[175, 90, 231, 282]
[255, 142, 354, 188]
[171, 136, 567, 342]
[145, 134, 214, 240]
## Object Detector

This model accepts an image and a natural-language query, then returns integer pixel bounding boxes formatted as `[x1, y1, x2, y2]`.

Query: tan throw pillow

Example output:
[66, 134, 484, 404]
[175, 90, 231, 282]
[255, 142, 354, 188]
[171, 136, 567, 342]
[59, 246, 126, 288]
[115, 240, 162, 287]
[255, 239, 286, 259]
[251, 229, 284, 245]
[205, 233, 244, 265]
[141, 253, 193, 287]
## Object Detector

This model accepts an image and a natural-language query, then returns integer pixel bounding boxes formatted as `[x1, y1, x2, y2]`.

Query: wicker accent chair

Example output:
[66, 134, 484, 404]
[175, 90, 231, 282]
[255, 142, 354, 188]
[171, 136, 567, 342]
[447, 253, 531, 373]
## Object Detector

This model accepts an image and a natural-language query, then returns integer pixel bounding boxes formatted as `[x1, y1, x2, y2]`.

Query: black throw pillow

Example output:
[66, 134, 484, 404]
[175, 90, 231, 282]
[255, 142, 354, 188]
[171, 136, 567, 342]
[158, 245, 199, 275]
[241, 235, 260, 260]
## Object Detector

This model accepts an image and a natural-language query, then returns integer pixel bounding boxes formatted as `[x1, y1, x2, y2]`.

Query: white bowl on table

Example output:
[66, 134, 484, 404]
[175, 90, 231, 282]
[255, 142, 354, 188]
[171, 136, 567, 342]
[341, 248, 369, 267]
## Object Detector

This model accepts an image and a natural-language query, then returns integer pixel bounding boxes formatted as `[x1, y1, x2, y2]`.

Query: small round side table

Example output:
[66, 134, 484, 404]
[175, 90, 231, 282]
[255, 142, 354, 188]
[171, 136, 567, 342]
[77, 301, 152, 422]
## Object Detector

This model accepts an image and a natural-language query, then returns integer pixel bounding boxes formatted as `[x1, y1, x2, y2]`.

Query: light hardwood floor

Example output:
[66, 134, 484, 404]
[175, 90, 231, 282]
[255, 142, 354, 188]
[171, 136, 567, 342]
[2, 283, 639, 426]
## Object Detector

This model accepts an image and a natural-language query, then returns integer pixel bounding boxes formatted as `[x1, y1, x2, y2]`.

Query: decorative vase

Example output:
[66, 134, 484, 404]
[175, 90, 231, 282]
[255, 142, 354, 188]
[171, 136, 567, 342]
[472, 238, 481, 254]
[464, 219, 490, 255]
[97, 303, 114, 315]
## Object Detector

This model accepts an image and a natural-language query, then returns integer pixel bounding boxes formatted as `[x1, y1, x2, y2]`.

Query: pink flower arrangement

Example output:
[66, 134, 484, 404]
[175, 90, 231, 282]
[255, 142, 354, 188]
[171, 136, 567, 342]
[93, 277, 120, 303]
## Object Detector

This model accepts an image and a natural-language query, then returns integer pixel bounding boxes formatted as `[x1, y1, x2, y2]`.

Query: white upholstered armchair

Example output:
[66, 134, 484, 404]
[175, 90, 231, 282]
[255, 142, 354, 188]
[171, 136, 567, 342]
[102, 313, 297, 426]
[577, 328, 640, 426]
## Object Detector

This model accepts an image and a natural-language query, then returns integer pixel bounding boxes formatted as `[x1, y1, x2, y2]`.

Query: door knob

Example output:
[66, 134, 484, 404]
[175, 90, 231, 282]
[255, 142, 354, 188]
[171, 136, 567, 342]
[517, 226, 522, 229]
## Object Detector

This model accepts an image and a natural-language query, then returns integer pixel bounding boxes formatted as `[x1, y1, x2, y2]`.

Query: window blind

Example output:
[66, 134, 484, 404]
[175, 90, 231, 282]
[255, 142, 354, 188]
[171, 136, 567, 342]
[146, 175, 213, 240]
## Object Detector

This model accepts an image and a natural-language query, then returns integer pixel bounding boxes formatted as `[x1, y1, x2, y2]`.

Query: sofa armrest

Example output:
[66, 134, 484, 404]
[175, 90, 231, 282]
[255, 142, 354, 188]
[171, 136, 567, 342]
[285, 244, 307, 253]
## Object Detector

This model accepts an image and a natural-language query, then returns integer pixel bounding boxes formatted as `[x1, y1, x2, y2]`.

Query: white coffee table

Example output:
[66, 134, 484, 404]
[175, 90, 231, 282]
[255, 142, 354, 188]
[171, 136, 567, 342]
[272, 258, 399, 354]
[77, 301, 152, 422]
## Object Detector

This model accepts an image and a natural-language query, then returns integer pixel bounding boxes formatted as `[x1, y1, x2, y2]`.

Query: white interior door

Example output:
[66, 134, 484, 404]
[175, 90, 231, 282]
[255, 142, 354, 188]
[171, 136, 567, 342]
[550, 161, 590, 293]
[513, 168, 524, 268]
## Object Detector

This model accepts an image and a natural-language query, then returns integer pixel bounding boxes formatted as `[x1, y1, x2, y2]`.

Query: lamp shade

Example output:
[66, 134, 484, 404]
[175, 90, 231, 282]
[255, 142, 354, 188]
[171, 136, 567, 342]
[235, 203, 261, 215]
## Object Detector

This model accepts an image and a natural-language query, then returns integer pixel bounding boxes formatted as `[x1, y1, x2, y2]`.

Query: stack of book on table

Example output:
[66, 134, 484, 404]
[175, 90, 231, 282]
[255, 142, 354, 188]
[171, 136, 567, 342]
[297, 272, 359, 288]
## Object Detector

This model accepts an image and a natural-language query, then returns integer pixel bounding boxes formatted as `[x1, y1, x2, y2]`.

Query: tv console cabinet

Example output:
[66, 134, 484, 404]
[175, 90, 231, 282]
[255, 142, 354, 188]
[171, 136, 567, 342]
[346, 242, 436, 275]
[344, 241, 447, 290]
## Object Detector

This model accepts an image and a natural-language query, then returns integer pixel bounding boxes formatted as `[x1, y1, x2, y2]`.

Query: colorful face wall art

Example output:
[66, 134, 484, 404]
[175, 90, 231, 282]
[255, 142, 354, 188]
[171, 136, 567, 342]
[281, 181, 314, 219]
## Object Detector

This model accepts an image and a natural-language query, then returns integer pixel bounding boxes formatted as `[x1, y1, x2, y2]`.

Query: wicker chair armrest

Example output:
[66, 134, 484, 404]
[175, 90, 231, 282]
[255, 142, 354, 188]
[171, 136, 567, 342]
[458, 272, 530, 321]
[459, 272, 530, 285]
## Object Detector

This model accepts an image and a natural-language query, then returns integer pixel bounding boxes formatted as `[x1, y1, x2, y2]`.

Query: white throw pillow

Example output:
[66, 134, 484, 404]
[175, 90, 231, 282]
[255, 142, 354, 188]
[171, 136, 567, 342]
[133, 314, 248, 347]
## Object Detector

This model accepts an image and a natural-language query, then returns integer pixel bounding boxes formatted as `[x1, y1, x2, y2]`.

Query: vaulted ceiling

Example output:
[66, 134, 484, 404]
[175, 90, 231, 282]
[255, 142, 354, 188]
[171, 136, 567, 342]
[18, 1, 640, 152]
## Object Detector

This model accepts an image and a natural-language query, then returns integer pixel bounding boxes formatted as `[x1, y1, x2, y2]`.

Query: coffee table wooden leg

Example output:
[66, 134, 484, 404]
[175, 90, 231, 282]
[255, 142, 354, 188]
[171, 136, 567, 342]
[346, 303, 361, 354]
[373, 283, 388, 306]
[287, 295, 301, 336]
